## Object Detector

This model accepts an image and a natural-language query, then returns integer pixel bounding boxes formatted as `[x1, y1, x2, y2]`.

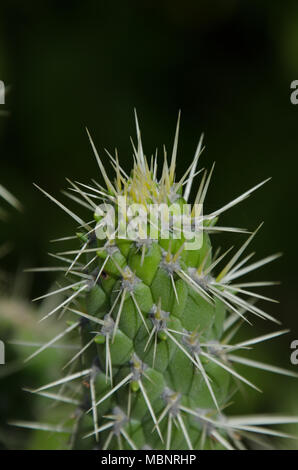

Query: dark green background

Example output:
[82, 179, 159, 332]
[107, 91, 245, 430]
[0, 0, 297, 449]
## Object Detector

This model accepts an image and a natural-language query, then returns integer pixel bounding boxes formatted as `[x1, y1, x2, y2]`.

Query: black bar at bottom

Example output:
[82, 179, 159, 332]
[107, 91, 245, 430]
[0, 449, 295, 466]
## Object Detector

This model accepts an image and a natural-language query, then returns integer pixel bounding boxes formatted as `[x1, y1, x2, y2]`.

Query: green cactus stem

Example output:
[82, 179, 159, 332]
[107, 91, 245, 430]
[12, 114, 298, 450]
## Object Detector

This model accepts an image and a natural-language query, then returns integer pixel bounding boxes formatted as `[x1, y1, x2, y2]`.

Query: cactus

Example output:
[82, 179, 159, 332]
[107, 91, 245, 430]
[13, 114, 298, 450]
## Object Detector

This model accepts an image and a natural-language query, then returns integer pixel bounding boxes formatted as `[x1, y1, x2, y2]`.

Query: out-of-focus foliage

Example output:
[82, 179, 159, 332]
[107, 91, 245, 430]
[0, 279, 71, 449]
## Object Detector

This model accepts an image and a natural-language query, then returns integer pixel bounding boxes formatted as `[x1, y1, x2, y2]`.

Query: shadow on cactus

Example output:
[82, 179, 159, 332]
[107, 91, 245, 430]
[11, 114, 298, 450]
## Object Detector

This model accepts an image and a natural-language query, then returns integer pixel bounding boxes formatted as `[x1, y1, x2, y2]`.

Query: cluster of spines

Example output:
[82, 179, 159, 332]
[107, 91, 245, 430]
[10, 114, 298, 450]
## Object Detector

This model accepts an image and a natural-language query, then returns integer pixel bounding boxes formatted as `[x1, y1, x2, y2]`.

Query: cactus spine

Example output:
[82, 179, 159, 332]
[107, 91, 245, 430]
[15, 115, 298, 450]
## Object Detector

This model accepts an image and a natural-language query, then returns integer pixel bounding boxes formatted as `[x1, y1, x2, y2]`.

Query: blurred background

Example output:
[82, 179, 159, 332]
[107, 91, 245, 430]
[0, 0, 298, 449]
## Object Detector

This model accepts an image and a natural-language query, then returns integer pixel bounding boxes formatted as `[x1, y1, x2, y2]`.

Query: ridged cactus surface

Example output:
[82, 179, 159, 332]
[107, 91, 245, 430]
[13, 115, 298, 450]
